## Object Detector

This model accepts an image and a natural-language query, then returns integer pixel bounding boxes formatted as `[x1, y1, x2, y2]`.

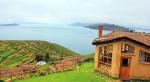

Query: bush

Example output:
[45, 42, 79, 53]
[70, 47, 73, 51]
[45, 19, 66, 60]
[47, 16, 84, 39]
[39, 72, 46, 76]
[84, 58, 94, 63]
[0, 80, 4, 82]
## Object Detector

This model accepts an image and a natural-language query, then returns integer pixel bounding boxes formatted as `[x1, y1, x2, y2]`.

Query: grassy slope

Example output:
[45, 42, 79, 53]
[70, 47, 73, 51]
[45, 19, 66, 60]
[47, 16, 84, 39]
[82, 53, 94, 58]
[13, 63, 117, 82]
[0, 40, 77, 67]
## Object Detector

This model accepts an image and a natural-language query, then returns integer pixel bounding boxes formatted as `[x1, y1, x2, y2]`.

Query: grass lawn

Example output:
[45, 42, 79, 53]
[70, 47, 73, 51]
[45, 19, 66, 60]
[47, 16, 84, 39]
[13, 63, 117, 82]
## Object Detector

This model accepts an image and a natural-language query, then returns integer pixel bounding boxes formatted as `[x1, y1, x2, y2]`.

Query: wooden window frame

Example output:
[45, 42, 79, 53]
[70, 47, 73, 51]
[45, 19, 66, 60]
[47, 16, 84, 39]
[121, 44, 135, 54]
[139, 50, 150, 63]
[99, 45, 113, 67]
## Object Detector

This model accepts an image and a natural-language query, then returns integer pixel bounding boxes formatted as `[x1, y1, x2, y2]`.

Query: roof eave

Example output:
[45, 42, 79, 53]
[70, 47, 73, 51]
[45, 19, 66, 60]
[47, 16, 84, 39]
[92, 37, 150, 48]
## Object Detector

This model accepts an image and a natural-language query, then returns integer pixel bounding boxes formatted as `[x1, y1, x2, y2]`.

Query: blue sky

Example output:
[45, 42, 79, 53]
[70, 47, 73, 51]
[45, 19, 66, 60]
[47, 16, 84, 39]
[0, 0, 150, 28]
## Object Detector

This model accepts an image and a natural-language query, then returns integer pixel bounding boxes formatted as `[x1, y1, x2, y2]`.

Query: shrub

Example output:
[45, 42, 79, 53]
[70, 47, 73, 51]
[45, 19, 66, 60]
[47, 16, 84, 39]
[39, 72, 46, 76]
[0, 80, 4, 82]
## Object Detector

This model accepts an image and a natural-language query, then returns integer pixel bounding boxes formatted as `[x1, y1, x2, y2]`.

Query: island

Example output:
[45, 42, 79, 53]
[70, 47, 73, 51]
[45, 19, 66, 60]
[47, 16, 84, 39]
[0, 23, 19, 26]
[71, 23, 131, 32]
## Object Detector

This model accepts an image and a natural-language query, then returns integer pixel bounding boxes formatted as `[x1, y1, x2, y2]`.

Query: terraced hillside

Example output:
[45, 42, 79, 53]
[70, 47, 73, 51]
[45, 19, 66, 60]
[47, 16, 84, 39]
[0, 40, 77, 67]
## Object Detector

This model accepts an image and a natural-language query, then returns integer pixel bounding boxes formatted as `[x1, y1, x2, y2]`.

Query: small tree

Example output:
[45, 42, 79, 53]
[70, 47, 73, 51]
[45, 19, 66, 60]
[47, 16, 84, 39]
[44, 53, 50, 62]
[0, 80, 4, 82]
[35, 54, 43, 62]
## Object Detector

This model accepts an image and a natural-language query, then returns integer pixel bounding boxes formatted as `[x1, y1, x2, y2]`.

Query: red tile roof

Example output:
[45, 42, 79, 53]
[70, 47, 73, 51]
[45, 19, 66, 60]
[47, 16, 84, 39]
[92, 31, 150, 47]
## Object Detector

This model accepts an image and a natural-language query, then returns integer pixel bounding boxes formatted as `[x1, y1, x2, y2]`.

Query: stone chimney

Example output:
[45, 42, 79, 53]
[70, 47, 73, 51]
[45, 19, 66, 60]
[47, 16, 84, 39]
[98, 25, 102, 39]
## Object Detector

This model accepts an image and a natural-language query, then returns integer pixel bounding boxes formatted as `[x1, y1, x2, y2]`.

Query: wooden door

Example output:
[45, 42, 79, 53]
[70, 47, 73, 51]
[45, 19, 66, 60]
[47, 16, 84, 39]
[120, 57, 131, 80]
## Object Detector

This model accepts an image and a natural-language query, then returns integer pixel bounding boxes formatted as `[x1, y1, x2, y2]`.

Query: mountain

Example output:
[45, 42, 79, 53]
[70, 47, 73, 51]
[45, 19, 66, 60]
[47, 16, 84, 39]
[72, 23, 130, 32]
[0, 40, 77, 67]
[0, 23, 19, 26]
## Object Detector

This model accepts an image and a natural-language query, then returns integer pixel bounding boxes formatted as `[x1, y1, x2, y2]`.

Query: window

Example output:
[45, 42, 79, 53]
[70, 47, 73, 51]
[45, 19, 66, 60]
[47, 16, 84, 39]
[121, 44, 134, 54]
[99, 45, 113, 67]
[139, 50, 150, 62]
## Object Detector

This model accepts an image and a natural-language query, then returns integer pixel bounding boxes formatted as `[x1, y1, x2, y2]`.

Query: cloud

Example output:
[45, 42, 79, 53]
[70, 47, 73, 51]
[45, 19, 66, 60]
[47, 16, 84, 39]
[0, 0, 150, 27]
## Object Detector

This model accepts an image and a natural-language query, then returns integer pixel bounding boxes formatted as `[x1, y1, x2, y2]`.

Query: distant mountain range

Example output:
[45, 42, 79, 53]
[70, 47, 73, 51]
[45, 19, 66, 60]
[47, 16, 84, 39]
[71, 23, 131, 32]
[0, 23, 19, 26]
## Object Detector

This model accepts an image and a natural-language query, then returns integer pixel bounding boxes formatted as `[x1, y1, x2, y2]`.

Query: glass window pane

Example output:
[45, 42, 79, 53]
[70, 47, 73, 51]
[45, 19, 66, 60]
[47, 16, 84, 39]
[139, 50, 150, 62]
[99, 45, 113, 67]
[121, 44, 134, 54]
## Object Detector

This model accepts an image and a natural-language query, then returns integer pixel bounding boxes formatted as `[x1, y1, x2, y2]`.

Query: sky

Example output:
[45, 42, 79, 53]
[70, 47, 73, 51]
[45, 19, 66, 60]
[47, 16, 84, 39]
[0, 0, 150, 28]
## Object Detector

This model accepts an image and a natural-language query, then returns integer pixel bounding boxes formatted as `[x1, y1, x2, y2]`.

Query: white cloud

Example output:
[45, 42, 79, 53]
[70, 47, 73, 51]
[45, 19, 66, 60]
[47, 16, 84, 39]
[0, 0, 150, 27]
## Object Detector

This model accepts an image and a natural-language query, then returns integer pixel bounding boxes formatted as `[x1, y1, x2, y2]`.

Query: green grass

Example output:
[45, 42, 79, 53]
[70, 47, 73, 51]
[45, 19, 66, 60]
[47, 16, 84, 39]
[13, 63, 117, 82]
[82, 53, 94, 59]
[0, 57, 3, 62]
[0, 50, 14, 62]
[3, 55, 26, 66]
[0, 50, 13, 57]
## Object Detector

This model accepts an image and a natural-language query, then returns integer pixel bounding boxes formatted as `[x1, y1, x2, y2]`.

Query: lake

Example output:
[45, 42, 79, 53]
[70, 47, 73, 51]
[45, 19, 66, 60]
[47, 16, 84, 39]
[0, 24, 110, 54]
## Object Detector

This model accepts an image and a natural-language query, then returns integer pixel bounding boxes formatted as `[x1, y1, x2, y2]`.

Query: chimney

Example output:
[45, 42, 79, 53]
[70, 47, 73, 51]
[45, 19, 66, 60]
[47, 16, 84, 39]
[98, 25, 102, 39]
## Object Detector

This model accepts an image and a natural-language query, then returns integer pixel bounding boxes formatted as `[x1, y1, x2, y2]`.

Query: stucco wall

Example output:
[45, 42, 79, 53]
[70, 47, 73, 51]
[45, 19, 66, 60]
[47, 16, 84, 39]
[111, 42, 122, 78]
[94, 40, 150, 79]
[123, 41, 150, 80]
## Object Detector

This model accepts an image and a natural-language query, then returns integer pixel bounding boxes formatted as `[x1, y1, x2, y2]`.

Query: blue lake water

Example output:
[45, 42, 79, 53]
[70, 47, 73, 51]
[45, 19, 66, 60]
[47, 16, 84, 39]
[0, 25, 110, 54]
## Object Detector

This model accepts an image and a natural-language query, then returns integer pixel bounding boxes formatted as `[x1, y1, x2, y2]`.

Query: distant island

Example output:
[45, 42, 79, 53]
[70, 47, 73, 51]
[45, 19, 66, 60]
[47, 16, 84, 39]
[71, 23, 131, 32]
[0, 23, 19, 26]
